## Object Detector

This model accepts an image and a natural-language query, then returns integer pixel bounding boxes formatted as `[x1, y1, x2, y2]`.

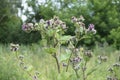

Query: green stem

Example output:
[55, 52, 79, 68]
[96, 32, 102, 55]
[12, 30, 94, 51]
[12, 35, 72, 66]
[53, 53, 60, 73]
[82, 61, 87, 80]
[15, 51, 33, 79]
[66, 52, 72, 72]
[15, 51, 19, 59]
[75, 70, 80, 79]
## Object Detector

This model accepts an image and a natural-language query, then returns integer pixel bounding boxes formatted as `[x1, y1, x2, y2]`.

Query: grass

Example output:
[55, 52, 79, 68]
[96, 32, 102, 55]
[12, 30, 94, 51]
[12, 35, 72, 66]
[0, 43, 120, 80]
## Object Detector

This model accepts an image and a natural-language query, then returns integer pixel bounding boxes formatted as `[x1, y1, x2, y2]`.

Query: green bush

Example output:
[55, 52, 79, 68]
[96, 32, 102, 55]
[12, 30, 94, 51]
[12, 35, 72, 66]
[109, 27, 120, 49]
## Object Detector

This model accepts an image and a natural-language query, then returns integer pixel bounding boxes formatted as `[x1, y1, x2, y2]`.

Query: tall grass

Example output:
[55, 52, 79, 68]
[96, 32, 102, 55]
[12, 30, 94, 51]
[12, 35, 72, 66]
[0, 44, 119, 80]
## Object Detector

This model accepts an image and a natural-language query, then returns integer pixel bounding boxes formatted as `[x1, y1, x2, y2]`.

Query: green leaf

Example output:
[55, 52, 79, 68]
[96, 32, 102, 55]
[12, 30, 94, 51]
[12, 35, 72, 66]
[59, 49, 71, 62]
[59, 35, 72, 44]
[45, 47, 56, 54]
[46, 29, 55, 37]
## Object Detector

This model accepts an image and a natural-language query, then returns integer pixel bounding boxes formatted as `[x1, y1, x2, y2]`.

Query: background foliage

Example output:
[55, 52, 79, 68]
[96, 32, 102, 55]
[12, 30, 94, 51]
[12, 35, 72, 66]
[0, 0, 120, 48]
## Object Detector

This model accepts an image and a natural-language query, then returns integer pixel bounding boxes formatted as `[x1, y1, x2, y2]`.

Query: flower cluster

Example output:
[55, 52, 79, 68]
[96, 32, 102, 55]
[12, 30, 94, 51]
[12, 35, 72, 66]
[71, 16, 86, 36]
[39, 16, 67, 30]
[70, 56, 82, 64]
[70, 56, 82, 70]
[71, 16, 96, 40]
[69, 48, 82, 71]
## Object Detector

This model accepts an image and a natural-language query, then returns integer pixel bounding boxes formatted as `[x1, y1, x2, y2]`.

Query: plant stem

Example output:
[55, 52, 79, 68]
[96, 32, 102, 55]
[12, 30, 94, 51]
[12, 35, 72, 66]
[82, 61, 87, 80]
[75, 70, 80, 79]
[53, 53, 60, 73]
[66, 53, 72, 72]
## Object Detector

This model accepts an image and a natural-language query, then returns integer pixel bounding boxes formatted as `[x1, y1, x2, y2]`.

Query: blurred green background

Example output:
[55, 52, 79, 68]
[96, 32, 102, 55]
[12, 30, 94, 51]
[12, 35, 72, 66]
[0, 0, 120, 48]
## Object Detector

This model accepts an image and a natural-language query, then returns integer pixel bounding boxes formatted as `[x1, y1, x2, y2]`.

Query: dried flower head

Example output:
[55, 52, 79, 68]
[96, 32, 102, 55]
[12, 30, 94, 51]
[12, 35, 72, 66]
[10, 43, 19, 51]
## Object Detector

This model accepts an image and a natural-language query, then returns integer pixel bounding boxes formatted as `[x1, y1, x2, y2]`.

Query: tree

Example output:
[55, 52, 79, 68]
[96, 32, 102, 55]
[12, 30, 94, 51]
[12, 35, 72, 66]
[86, 0, 120, 43]
[24, 0, 120, 46]
[0, 0, 22, 43]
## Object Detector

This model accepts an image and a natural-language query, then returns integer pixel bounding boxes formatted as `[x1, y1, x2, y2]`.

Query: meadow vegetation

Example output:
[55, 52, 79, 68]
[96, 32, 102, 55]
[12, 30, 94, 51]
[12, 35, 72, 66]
[0, 44, 120, 80]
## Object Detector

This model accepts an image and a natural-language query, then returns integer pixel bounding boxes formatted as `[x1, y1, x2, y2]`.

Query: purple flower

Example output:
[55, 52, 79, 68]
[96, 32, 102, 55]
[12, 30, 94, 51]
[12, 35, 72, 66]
[22, 23, 34, 32]
[46, 20, 50, 26]
[22, 24, 27, 31]
[88, 24, 94, 31]
[87, 24, 96, 34]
